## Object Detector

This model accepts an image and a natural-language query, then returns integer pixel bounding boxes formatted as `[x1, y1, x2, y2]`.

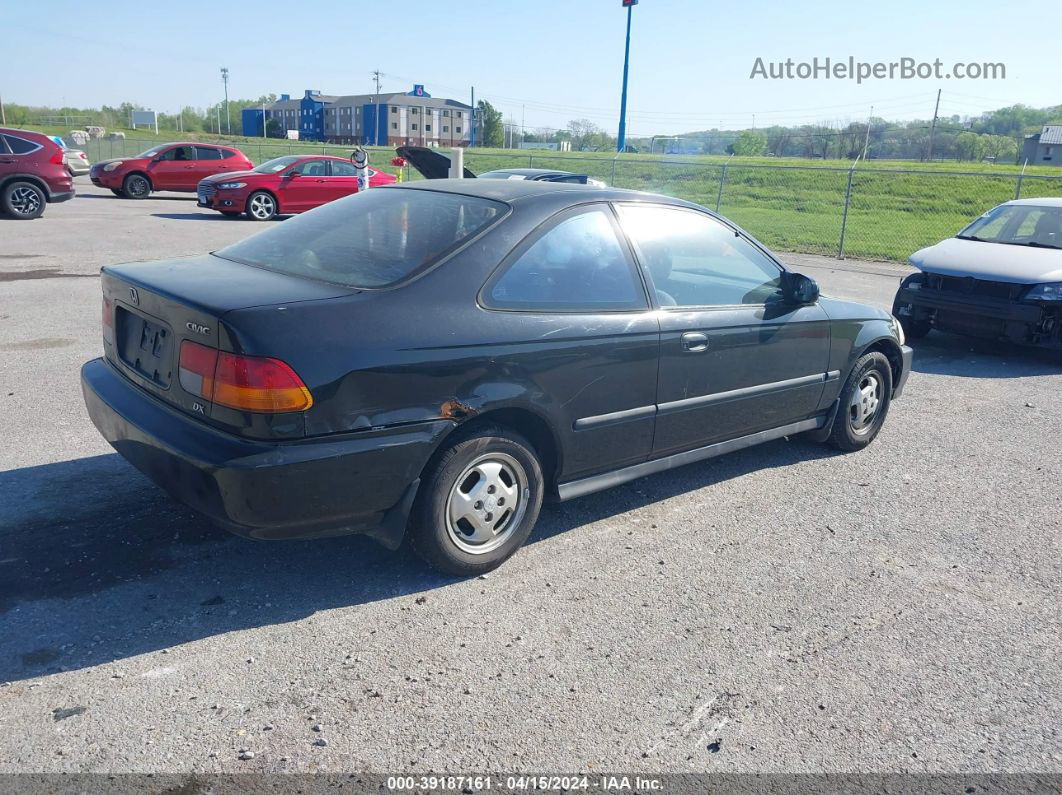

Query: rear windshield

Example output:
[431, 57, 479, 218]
[214, 188, 507, 288]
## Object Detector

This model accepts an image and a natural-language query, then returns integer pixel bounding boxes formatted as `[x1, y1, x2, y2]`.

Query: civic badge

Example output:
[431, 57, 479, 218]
[129, 287, 140, 305]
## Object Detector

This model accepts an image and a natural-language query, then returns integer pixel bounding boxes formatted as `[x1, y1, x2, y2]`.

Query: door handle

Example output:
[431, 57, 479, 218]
[681, 332, 709, 353]
[0, 158, 15, 163]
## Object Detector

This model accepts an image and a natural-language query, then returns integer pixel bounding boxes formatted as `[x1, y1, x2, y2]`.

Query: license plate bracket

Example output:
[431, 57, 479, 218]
[116, 306, 173, 388]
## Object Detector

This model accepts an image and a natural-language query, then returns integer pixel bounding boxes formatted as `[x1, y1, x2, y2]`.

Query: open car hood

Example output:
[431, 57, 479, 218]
[396, 146, 476, 180]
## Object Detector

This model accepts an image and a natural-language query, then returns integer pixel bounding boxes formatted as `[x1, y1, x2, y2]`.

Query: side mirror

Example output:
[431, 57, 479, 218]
[781, 271, 820, 304]
[285, 170, 299, 179]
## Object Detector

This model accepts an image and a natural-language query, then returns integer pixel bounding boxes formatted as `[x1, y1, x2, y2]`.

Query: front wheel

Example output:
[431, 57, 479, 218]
[828, 351, 893, 452]
[121, 173, 151, 199]
[409, 426, 544, 576]
[1, 181, 46, 219]
[246, 191, 277, 221]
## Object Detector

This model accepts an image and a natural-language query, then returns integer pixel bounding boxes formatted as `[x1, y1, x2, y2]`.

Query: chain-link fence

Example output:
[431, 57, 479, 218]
[73, 137, 1062, 263]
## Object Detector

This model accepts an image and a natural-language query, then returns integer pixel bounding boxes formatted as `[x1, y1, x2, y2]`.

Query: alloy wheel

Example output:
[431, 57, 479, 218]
[249, 194, 276, 220]
[10, 186, 42, 216]
[126, 176, 149, 198]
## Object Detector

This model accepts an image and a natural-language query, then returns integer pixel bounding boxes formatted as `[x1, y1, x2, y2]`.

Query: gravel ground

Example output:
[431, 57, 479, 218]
[0, 181, 1060, 776]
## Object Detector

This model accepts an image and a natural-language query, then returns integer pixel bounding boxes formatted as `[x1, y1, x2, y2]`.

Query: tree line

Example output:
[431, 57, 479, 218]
[6, 96, 1061, 163]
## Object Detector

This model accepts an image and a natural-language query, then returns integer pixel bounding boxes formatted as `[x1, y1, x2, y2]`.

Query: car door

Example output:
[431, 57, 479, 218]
[147, 145, 196, 190]
[276, 158, 331, 212]
[617, 203, 832, 456]
[323, 159, 360, 203]
[480, 203, 660, 478]
[193, 146, 233, 183]
[0, 134, 20, 183]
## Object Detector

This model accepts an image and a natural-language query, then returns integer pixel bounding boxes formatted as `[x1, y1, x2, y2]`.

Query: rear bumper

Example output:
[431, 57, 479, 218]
[49, 189, 75, 204]
[81, 357, 452, 546]
[895, 287, 1061, 349]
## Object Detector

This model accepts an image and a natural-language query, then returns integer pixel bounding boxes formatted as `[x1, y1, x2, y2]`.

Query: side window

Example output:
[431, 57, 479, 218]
[159, 146, 194, 161]
[219, 148, 238, 159]
[619, 205, 782, 307]
[194, 147, 222, 161]
[4, 135, 40, 154]
[292, 159, 328, 176]
[331, 161, 358, 177]
[0, 136, 9, 154]
[486, 208, 646, 312]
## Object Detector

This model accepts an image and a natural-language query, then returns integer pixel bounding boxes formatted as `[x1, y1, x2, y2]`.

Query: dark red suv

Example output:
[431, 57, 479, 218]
[0, 128, 75, 219]
[90, 142, 253, 199]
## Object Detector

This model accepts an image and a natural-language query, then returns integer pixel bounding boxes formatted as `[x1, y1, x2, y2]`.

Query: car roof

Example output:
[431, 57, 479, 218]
[1005, 197, 1062, 207]
[0, 127, 52, 142]
[393, 177, 694, 207]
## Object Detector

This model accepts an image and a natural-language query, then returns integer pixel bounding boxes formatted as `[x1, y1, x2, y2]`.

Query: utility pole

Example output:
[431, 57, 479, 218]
[616, 0, 636, 153]
[470, 86, 476, 147]
[2, 94, 8, 125]
[862, 105, 874, 160]
[926, 89, 941, 162]
[220, 67, 230, 135]
[371, 70, 382, 145]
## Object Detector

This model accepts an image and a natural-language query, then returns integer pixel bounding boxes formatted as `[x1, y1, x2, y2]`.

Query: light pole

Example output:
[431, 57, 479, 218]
[616, 0, 637, 153]
[220, 67, 230, 135]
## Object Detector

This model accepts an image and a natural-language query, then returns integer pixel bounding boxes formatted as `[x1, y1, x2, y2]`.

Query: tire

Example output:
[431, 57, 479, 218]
[829, 351, 893, 452]
[409, 425, 544, 576]
[245, 191, 277, 221]
[121, 173, 151, 199]
[1, 181, 46, 219]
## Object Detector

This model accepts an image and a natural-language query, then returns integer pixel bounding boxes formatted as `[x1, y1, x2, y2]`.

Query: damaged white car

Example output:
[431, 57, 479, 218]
[893, 198, 1062, 350]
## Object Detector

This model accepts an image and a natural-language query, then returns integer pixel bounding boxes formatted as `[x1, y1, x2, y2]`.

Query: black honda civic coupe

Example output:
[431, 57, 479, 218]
[82, 179, 912, 575]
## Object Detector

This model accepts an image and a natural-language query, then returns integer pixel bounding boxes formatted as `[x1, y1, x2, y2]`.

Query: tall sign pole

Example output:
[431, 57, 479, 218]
[617, 0, 636, 153]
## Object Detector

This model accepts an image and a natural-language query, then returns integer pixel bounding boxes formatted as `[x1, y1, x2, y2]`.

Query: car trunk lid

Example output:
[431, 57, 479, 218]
[396, 145, 476, 180]
[101, 254, 354, 429]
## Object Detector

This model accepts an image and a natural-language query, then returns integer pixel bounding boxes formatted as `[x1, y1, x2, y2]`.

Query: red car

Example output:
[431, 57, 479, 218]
[196, 155, 397, 220]
[90, 142, 253, 199]
[0, 128, 75, 219]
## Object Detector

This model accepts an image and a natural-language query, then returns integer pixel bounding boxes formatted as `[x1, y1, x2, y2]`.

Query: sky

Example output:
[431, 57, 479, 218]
[4, 0, 1060, 136]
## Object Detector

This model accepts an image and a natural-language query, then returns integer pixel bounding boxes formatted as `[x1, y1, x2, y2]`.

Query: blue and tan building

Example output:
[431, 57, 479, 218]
[242, 85, 474, 147]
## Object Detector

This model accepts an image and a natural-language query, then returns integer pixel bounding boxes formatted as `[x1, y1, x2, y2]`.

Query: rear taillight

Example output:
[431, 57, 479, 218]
[50, 149, 65, 166]
[179, 340, 312, 413]
[178, 340, 217, 400]
[102, 297, 114, 344]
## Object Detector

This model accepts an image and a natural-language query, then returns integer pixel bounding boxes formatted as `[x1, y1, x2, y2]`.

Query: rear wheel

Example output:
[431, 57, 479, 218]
[1, 181, 46, 219]
[409, 426, 544, 576]
[246, 191, 277, 221]
[121, 173, 150, 199]
[829, 352, 893, 452]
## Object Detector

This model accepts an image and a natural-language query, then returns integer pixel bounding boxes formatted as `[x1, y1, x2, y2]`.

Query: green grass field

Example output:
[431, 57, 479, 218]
[34, 124, 1062, 263]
